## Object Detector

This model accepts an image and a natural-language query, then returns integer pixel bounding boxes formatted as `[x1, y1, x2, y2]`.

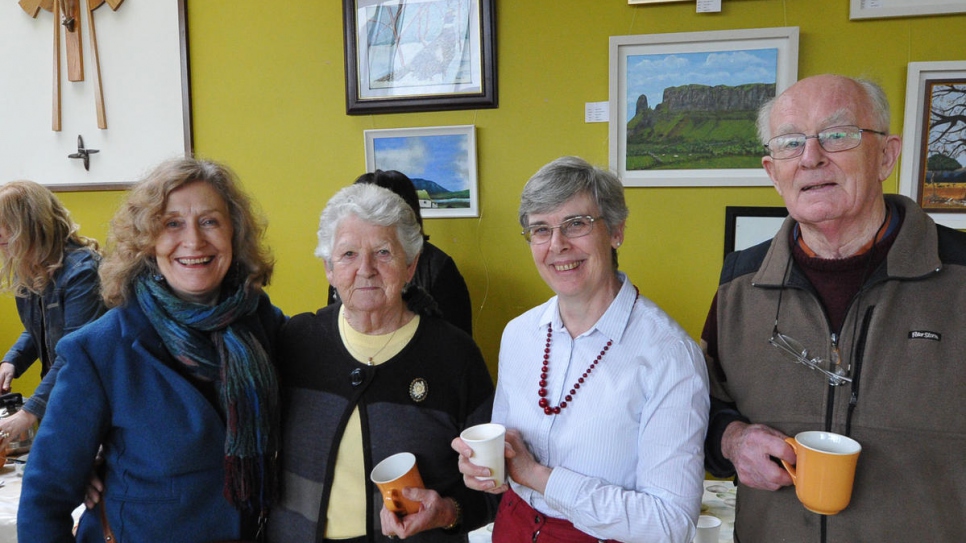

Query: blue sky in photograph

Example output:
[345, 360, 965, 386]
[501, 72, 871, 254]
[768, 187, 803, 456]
[373, 133, 471, 192]
[625, 48, 778, 121]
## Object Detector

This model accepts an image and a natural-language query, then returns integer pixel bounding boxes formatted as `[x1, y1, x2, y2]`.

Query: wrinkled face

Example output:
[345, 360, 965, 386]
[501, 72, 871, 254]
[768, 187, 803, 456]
[154, 181, 234, 305]
[762, 75, 899, 230]
[526, 192, 623, 302]
[325, 214, 417, 317]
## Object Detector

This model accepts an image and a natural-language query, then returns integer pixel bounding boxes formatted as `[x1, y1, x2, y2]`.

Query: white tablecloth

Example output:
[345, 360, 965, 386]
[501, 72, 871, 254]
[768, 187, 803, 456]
[0, 463, 24, 543]
[467, 480, 738, 543]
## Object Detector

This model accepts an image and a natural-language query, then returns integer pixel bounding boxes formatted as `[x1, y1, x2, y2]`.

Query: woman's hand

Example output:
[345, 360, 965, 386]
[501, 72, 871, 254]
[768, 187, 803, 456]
[83, 450, 107, 509]
[450, 436, 509, 494]
[0, 410, 36, 449]
[503, 429, 551, 494]
[0, 362, 16, 394]
[379, 488, 457, 539]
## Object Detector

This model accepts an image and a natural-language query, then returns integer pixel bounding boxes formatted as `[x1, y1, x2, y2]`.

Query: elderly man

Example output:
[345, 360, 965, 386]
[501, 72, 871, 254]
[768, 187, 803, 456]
[703, 73, 966, 542]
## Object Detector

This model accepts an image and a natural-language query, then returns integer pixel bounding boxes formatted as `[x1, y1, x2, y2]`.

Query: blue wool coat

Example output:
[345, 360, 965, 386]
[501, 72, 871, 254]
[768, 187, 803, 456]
[17, 292, 284, 543]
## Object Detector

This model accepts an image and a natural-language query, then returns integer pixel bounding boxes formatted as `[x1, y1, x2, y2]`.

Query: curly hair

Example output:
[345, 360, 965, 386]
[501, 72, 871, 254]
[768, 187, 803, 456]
[99, 157, 273, 307]
[0, 180, 99, 296]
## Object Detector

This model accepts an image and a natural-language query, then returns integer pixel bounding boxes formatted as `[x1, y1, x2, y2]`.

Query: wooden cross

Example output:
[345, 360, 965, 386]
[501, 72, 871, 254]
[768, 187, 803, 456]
[18, 0, 124, 131]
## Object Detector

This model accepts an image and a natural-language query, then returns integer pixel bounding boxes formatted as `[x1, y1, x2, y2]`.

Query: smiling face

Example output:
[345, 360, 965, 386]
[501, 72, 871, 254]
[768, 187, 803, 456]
[762, 75, 901, 235]
[153, 181, 234, 305]
[325, 214, 417, 322]
[526, 192, 624, 305]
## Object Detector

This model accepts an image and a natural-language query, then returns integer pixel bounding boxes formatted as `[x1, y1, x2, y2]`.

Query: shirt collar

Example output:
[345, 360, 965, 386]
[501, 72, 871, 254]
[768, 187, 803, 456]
[538, 271, 636, 343]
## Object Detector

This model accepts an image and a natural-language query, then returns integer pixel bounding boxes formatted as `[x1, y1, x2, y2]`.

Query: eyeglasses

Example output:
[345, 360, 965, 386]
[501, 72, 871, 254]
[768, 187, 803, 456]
[769, 255, 852, 386]
[522, 215, 599, 244]
[765, 125, 887, 160]
[769, 328, 851, 386]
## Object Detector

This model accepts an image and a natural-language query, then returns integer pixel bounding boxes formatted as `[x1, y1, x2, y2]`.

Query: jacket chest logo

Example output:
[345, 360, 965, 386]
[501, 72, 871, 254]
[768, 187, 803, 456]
[908, 330, 941, 341]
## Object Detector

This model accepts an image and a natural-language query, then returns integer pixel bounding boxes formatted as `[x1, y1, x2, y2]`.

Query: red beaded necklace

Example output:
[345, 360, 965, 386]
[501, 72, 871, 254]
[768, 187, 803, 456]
[537, 286, 638, 415]
[537, 323, 613, 416]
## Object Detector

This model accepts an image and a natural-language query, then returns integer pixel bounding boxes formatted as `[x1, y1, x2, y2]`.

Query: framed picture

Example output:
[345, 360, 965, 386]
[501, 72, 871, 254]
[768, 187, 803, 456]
[364, 125, 479, 218]
[629, 0, 689, 4]
[0, 0, 191, 190]
[850, 0, 966, 19]
[343, 0, 497, 115]
[898, 61, 966, 229]
[724, 206, 788, 258]
[608, 27, 799, 187]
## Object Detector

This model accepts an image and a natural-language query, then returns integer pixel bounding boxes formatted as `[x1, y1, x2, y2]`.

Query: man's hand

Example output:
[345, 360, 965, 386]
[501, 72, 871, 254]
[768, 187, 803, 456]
[722, 421, 795, 490]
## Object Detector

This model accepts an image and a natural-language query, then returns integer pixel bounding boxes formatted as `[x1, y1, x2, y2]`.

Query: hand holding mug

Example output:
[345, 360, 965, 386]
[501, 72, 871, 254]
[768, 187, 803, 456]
[370, 452, 425, 515]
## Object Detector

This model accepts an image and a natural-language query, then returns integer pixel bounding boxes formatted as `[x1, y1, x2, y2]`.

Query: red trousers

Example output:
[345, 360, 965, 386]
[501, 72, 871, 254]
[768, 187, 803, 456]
[492, 488, 617, 543]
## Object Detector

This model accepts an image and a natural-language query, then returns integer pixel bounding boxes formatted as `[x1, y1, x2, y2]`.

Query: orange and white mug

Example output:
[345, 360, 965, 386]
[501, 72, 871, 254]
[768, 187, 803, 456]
[781, 431, 861, 515]
[370, 452, 425, 515]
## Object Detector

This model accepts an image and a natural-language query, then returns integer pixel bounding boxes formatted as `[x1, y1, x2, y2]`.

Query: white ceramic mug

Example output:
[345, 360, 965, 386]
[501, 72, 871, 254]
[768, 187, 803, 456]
[693, 514, 722, 543]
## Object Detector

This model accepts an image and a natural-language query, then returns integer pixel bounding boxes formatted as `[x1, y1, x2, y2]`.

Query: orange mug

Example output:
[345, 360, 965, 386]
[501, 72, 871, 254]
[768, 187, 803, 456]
[781, 431, 861, 515]
[370, 452, 425, 515]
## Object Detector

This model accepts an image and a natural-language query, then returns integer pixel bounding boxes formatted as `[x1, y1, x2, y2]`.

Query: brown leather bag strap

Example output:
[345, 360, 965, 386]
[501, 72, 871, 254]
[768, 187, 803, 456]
[98, 501, 118, 543]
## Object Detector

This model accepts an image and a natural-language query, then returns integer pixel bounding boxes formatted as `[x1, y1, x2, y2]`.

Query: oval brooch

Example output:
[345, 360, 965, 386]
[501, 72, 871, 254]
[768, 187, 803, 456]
[409, 378, 429, 402]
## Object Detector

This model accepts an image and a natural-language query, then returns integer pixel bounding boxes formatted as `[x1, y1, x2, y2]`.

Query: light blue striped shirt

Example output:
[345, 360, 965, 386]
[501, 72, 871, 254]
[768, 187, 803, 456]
[493, 273, 709, 543]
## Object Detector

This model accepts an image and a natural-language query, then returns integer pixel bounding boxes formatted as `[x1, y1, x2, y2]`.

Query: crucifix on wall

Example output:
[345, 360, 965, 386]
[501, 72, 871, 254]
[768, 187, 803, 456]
[18, 0, 123, 131]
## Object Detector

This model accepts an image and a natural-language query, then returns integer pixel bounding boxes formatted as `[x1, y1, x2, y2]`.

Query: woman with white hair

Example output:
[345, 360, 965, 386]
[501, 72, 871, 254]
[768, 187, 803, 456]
[268, 183, 497, 542]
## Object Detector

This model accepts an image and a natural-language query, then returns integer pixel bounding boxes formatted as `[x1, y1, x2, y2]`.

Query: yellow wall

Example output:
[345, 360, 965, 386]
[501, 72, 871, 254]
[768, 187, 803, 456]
[3, 0, 966, 392]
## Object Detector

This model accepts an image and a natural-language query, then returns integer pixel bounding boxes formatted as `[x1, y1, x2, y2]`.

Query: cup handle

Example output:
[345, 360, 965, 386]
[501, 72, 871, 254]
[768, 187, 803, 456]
[780, 437, 798, 485]
[386, 489, 404, 514]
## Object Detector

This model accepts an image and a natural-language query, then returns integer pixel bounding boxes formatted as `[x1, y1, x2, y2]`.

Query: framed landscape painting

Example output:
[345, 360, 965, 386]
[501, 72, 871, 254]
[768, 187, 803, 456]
[609, 27, 799, 187]
[899, 61, 966, 229]
[364, 125, 479, 218]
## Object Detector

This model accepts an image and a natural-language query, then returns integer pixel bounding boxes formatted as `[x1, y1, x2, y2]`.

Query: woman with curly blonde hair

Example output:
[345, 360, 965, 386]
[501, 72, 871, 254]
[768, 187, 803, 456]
[0, 180, 104, 450]
[19, 157, 285, 543]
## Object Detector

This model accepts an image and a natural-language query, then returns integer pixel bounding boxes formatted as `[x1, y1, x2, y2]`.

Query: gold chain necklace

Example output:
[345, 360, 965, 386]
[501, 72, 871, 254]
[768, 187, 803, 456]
[340, 311, 399, 366]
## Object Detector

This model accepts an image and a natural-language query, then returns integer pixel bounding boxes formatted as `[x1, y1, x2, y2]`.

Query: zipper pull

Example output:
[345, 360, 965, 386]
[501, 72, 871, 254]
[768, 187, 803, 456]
[829, 333, 846, 376]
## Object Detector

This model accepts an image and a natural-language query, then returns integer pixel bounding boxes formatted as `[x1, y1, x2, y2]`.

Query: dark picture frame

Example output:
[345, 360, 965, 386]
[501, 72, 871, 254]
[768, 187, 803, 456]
[724, 206, 788, 258]
[343, 0, 497, 115]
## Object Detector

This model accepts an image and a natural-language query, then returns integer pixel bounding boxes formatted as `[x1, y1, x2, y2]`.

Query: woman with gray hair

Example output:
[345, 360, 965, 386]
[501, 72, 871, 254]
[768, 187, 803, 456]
[268, 183, 497, 542]
[452, 156, 710, 542]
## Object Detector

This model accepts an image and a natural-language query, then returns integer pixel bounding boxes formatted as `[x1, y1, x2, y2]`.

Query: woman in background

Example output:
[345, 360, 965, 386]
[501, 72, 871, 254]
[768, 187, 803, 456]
[328, 170, 473, 336]
[18, 158, 284, 542]
[0, 180, 104, 449]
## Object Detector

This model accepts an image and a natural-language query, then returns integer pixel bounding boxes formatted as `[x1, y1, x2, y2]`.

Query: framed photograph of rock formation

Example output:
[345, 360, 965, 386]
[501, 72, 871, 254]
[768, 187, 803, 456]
[364, 125, 479, 218]
[608, 27, 799, 187]
[899, 61, 966, 229]
[343, 0, 497, 115]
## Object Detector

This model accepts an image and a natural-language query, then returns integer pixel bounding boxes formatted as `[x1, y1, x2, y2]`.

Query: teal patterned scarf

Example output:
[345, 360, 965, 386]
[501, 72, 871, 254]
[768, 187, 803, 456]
[135, 273, 279, 513]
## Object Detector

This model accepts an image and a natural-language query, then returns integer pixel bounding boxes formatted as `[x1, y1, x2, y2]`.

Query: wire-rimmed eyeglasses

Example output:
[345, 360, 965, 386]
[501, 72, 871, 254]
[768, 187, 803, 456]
[765, 125, 887, 160]
[769, 256, 852, 386]
[769, 328, 852, 386]
[522, 215, 599, 244]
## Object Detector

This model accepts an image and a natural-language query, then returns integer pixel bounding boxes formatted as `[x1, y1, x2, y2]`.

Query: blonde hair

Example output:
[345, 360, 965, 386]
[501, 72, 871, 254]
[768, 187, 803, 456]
[0, 181, 99, 296]
[99, 157, 273, 307]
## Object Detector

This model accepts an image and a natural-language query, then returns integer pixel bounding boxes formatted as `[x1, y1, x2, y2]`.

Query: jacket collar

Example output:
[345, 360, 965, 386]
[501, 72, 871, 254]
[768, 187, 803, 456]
[753, 194, 940, 288]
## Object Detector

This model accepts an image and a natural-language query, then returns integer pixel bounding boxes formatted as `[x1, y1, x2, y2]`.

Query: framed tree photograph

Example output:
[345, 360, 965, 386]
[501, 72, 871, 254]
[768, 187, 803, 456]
[899, 61, 966, 229]
[608, 27, 799, 187]
[364, 125, 479, 218]
[343, 0, 497, 115]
